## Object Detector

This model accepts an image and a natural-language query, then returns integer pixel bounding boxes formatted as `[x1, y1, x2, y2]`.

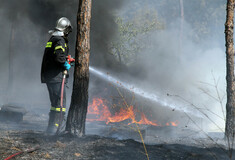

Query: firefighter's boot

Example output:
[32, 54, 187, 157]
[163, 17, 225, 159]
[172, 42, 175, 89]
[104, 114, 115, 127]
[46, 111, 56, 135]
[46, 111, 63, 135]
[46, 106, 66, 135]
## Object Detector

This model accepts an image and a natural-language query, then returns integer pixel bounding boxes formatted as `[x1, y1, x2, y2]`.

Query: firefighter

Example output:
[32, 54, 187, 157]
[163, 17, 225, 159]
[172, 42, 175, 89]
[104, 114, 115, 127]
[41, 17, 73, 134]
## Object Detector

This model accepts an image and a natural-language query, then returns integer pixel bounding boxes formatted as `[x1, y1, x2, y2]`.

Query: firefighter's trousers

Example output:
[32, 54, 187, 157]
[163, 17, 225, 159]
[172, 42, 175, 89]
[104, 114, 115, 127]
[46, 82, 66, 134]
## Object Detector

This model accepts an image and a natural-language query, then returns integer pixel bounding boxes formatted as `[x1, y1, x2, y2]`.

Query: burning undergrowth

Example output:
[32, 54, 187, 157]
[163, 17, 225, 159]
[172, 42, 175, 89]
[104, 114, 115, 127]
[87, 97, 178, 127]
[86, 73, 203, 142]
[85, 94, 198, 143]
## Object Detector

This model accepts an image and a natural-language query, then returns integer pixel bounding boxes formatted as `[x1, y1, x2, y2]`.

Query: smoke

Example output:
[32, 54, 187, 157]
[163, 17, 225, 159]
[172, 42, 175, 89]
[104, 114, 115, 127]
[91, 0, 128, 67]
[0, 0, 227, 135]
[104, 0, 227, 132]
[0, 0, 127, 113]
[135, 21, 226, 130]
[0, 0, 71, 30]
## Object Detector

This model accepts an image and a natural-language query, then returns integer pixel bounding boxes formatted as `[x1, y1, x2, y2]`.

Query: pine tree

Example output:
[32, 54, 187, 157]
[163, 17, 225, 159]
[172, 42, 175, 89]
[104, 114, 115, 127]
[225, 1, 235, 156]
[66, 0, 92, 137]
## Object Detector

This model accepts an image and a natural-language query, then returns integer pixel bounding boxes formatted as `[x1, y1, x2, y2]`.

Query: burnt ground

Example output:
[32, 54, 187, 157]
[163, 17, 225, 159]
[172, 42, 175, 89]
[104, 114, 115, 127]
[0, 112, 233, 160]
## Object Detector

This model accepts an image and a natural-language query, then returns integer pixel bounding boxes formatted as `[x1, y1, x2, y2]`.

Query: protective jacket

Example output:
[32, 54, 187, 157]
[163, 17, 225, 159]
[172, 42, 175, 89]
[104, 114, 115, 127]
[41, 36, 69, 83]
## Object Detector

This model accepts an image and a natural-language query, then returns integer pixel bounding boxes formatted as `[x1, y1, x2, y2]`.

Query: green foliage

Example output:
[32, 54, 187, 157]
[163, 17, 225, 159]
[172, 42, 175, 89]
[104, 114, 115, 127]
[108, 0, 226, 65]
[109, 9, 164, 65]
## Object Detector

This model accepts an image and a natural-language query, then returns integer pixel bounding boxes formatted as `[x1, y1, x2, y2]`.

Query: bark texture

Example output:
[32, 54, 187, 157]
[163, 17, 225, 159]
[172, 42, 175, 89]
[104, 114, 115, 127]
[66, 0, 92, 137]
[225, 0, 235, 139]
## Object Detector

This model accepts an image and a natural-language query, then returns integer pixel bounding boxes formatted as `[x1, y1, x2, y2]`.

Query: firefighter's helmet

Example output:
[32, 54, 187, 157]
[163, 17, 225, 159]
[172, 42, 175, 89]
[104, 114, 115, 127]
[55, 17, 72, 35]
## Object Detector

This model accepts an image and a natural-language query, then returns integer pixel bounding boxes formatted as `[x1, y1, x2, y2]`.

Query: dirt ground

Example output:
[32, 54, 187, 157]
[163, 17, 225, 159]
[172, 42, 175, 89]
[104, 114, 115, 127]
[0, 112, 233, 160]
[0, 130, 231, 160]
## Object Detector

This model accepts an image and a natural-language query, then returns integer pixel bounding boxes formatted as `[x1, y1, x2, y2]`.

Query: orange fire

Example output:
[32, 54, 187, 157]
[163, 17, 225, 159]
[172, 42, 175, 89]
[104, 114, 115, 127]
[87, 98, 111, 122]
[135, 112, 159, 126]
[87, 98, 178, 126]
[107, 106, 135, 124]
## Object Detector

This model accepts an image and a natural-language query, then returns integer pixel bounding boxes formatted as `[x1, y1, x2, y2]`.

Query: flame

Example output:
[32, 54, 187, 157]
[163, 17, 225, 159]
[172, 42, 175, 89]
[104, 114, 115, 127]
[170, 121, 178, 126]
[87, 98, 178, 126]
[107, 106, 135, 124]
[135, 112, 159, 126]
[87, 98, 111, 122]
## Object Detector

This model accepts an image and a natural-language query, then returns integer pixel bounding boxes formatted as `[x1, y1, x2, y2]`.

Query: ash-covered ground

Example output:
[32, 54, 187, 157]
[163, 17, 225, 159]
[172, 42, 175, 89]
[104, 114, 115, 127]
[0, 110, 232, 160]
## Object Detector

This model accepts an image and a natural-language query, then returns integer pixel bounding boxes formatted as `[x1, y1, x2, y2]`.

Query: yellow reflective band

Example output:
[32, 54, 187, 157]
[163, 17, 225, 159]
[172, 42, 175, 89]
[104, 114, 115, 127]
[55, 123, 59, 127]
[65, 43, 67, 48]
[50, 107, 66, 112]
[54, 46, 65, 52]
[46, 42, 52, 48]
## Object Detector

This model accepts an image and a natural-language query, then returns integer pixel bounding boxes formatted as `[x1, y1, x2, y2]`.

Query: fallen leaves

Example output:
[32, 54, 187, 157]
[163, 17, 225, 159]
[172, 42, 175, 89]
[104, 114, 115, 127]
[44, 153, 51, 159]
[55, 141, 66, 148]
[74, 153, 81, 157]
[10, 147, 22, 152]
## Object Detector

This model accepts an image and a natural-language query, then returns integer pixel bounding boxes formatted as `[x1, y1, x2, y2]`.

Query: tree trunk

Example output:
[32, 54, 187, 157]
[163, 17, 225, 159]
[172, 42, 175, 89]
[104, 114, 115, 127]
[66, 0, 92, 137]
[225, 0, 235, 140]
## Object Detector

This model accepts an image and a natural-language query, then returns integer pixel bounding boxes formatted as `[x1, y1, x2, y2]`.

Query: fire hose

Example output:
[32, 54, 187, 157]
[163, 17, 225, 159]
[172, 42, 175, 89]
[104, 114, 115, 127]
[56, 55, 75, 135]
[4, 146, 40, 160]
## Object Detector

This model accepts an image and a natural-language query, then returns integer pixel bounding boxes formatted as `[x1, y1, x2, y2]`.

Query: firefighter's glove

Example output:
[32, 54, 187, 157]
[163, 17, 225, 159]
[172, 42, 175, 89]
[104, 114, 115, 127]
[64, 61, 71, 71]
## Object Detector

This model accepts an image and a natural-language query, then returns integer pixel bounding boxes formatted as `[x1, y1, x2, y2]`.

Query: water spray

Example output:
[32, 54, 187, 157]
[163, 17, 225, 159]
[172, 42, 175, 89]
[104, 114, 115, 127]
[89, 66, 189, 113]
